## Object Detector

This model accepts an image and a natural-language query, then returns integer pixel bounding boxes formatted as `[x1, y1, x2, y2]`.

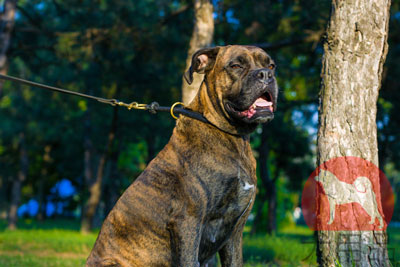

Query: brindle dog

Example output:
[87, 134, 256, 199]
[87, 45, 278, 267]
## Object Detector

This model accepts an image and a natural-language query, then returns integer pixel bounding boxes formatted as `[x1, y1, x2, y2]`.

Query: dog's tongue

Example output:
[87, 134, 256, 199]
[254, 97, 272, 107]
[239, 97, 274, 118]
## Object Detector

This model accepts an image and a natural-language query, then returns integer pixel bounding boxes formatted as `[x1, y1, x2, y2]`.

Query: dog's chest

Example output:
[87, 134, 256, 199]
[199, 166, 255, 259]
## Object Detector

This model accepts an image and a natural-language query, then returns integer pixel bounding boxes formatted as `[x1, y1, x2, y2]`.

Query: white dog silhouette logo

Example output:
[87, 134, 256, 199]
[315, 169, 384, 229]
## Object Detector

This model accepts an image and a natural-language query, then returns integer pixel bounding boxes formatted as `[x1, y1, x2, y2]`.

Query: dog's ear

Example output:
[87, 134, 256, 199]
[183, 47, 220, 85]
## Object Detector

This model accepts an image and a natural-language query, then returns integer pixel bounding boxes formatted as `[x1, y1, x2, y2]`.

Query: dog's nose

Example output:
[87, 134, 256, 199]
[256, 68, 273, 83]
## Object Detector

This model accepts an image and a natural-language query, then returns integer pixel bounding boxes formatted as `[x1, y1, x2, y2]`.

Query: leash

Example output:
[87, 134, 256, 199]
[0, 73, 209, 124]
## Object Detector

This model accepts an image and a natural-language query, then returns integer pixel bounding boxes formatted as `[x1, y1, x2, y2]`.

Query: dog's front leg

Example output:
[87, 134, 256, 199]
[168, 215, 203, 267]
[218, 230, 243, 267]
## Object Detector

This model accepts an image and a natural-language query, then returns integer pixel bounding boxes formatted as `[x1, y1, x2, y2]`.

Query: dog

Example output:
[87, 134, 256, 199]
[315, 169, 384, 228]
[86, 45, 278, 266]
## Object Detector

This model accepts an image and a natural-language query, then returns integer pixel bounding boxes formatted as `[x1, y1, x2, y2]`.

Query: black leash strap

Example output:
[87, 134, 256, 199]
[0, 73, 209, 124]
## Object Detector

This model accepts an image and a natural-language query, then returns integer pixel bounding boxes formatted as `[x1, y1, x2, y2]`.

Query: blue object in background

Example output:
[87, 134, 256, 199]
[45, 202, 55, 217]
[17, 199, 39, 217]
[50, 178, 76, 199]
[17, 178, 76, 218]
[17, 203, 28, 218]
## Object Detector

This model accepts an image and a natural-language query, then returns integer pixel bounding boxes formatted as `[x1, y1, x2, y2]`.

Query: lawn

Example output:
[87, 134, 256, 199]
[0, 219, 95, 267]
[0, 219, 398, 266]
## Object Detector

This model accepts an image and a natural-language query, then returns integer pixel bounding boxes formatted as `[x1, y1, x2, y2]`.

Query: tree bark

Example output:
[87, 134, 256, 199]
[7, 132, 28, 230]
[0, 0, 17, 97]
[81, 107, 118, 233]
[182, 0, 214, 105]
[316, 0, 391, 266]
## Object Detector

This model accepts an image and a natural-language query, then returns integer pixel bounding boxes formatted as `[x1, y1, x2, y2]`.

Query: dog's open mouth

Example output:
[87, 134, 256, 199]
[238, 94, 274, 119]
[226, 91, 275, 121]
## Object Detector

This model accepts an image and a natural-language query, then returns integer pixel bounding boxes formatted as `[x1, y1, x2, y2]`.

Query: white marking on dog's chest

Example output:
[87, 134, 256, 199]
[243, 182, 254, 190]
[238, 168, 254, 191]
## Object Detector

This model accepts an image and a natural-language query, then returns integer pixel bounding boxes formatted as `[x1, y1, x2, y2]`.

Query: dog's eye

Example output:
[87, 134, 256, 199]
[230, 64, 242, 69]
[268, 64, 276, 70]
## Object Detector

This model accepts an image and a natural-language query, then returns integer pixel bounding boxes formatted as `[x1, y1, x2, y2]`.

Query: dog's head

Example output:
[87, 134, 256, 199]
[184, 45, 278, 135]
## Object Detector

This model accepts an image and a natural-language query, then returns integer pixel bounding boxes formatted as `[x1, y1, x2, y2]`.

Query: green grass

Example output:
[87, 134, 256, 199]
[0, 219, 398, 266]
[243, 225, 316, 266]
[0, 219, 97, 267]
[388, 227, 400, 265]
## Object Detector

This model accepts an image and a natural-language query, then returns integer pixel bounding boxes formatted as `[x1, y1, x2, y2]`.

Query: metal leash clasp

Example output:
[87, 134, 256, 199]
[125, 102, 147, 110]
[108, 99, 147, 110]
[170, 102, 184, 119]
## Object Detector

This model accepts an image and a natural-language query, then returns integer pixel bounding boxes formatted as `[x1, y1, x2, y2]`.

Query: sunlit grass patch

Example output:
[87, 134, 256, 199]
[0, 219, 96, 266]
[0, 254, 86, 267]
[0, 229, 96, 253]
[243, 228, 316, 266]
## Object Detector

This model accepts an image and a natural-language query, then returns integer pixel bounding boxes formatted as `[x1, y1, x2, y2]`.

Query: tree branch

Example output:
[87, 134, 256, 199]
[160, 4, 191, 26]
[254, 30, 324, 51]
[16, 4, 42, 29]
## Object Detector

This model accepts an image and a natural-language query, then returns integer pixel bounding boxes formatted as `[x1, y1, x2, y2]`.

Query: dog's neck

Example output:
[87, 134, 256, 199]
[187, 78, 256, 136]
[175, 115, 253, 167]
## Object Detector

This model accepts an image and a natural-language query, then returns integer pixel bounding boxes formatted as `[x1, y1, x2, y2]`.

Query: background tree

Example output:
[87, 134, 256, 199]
[0, 0, 21, 230]
[0, 0, 16, 95]
[182, 0, 214, 105]
[316, 0, 391, 265]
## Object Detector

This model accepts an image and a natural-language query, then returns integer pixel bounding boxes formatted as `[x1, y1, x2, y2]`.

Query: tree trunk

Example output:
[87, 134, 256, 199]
[8, 132, 28, 230]
[266, 178, 277, 234]
[81, 107, 118, 233]
[104, 149, 121, 216]
[259, 124, 277, 234]
[83, 109, 94, 186]
[0, 0, 17, 97]
[80, 108, 93, 224]
[37, 145, 51, 221]
[316, 0, 391, 266]
[182, 0, 214, 105]
[146, 135, 156, 164]
[251, 124, 278, 235]
[250, 192, 266, 235]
